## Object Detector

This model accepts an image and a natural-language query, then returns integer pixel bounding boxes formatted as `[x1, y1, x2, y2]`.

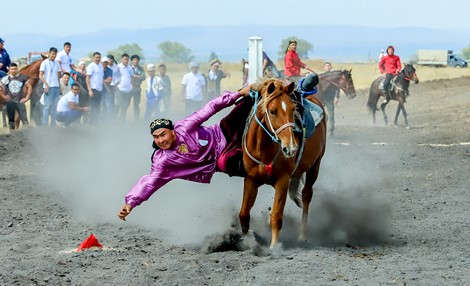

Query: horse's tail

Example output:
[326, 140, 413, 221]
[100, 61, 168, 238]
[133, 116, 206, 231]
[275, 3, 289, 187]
[367, 78, 381, 112]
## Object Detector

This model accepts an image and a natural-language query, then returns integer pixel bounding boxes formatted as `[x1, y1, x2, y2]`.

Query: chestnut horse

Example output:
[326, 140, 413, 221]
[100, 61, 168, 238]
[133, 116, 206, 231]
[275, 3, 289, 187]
[367, 63, 419, 128]
[21, 56, 47, 126]
[316, 69, 357, 136]
[241, 78, 327, 248]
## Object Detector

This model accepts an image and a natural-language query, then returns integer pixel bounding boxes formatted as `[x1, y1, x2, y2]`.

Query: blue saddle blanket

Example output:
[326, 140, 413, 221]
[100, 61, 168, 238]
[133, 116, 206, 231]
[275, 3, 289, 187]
[301, 98, 323, 138]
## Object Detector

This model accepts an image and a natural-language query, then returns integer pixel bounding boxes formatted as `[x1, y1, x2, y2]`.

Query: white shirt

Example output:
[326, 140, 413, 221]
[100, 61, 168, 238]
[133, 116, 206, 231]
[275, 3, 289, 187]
[56, 50, 73, 73]
[86, 62, 104, 91]
[181, 72, 206, 101]
[57, 90, 79, 112]
[109, 63, 120, 86]
[117, 63, 133, 92]
[39, 59, 60, 88]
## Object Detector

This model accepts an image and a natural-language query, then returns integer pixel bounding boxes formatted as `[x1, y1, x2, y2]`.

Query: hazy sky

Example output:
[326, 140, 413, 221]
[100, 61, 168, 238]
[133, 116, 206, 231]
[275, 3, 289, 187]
[3, 0, 470, 36]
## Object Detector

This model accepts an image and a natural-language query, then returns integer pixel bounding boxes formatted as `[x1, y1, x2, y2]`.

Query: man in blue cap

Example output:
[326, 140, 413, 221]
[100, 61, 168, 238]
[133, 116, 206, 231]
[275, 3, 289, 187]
[0, 37, 11, 78]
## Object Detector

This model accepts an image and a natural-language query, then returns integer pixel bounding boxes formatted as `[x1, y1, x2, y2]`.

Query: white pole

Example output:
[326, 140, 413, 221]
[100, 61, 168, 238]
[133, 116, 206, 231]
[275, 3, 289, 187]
[248, 36, 263, 84]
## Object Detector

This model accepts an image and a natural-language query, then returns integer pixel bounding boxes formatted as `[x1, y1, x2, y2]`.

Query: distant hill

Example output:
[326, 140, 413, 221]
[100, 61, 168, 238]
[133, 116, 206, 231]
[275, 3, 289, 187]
[5, 25, 470, 63]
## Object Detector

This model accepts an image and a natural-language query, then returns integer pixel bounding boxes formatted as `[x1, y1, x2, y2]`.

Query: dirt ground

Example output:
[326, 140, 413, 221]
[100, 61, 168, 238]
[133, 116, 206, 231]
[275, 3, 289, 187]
[0, 76, 469, 285]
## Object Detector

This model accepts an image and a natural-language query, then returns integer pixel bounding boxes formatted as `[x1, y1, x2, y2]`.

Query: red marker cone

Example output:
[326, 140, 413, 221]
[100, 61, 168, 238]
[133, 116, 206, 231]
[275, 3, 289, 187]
[77, 233, 103, 251]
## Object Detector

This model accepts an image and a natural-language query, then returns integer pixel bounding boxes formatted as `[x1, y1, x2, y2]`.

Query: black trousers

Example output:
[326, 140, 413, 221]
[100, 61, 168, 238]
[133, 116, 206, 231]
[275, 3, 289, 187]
[6, 101, 29, 126]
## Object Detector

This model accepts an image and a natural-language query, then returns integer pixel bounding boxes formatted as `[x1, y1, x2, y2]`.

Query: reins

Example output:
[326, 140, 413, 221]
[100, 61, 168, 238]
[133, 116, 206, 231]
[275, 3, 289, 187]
[242, 89, 296, 176]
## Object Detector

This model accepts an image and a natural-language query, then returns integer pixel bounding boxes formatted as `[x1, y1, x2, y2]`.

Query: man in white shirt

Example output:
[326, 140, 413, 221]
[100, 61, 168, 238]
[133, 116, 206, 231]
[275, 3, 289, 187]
[85, 52, 104, 124]
[115, 53, 134, 120]
[107, 54, 119, 117]
[39, 47, 61, 126]
[56, 42, 76, 74]
[181, 61, 206, 115]
[56, 83, 89, 126]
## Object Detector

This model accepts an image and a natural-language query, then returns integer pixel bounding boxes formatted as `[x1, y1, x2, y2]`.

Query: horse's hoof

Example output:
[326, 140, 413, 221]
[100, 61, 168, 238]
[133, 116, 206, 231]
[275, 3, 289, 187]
[405, 125, 410, 130]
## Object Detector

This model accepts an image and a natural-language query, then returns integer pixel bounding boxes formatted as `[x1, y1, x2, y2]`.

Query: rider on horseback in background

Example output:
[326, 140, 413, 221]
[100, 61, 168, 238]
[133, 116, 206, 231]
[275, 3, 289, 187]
[379, 45, 401, 102]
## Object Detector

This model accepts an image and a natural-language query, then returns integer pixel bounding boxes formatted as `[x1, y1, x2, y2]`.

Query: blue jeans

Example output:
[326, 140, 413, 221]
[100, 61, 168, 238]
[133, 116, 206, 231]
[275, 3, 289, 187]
[185, 99, 203, 116]
[56, 110, 82, 126]
[145, 97, 162, 122]
[42, 87, 60, 126]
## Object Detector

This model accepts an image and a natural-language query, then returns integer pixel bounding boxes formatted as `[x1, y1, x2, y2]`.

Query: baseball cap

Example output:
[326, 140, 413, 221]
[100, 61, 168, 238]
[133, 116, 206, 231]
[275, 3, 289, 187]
[189, 61, 199, 69]
[101, 56, 109, 63]
[147, 64, 156, 71]
[78, 61, 86, 66]
[210, 58, 221, 66]
[0, 38, 4, 44]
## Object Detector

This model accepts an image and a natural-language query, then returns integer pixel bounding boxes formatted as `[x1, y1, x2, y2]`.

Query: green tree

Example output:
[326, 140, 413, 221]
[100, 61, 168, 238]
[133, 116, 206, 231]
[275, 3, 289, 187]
[107, 43, 144, 60]
[208, 52, 218, 63]
[462, 45, 470, 60]
[277, 37, 314, 61]
[158, 41, 194, 63]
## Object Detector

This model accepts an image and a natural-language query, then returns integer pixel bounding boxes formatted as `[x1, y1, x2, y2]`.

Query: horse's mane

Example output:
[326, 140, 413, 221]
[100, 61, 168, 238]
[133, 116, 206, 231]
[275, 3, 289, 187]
[18, 59, 43, 73]
[253, 77, 290, 113]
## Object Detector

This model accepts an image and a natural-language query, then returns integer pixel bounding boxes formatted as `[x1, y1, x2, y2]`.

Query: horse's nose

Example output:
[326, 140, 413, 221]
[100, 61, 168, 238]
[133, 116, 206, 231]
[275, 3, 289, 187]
[282, 145, 298, 158]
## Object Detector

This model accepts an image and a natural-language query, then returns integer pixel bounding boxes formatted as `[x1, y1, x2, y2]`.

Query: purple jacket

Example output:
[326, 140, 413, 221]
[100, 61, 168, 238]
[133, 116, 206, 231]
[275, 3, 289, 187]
[125, 91, 242, 208]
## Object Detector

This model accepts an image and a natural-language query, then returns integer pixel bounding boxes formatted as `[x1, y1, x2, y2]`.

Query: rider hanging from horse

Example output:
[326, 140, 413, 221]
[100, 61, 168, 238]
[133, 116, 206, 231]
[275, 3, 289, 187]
[117, 74, 323, 225]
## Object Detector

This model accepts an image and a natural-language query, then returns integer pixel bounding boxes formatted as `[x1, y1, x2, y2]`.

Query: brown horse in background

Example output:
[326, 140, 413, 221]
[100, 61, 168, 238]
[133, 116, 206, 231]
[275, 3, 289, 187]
[20, 55, 47, 126]
[316, 69, 356, 136]
[241, 78, 327, 248]
[367, 63, 419, 128]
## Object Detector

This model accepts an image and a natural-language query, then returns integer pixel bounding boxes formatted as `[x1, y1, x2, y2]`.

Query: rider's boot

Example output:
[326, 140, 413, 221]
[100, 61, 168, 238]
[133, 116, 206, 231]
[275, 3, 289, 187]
[383, 89, 391, 102]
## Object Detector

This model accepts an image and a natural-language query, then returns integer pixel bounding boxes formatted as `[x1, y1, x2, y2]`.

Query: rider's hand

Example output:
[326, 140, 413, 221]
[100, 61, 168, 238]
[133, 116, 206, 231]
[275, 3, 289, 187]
[238, 84, 254, 97]
[118, 204, 133, 221]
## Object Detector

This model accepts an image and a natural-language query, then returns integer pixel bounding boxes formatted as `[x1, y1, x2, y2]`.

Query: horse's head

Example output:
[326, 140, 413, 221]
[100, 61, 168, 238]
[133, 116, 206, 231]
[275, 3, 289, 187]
[339, 69, 356, 99]
[257, 79, 298, 158]
[402, 64, 419, 84]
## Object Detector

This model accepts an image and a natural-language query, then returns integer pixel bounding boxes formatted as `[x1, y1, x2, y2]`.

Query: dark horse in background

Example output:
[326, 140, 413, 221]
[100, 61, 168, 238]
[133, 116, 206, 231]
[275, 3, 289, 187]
[367, 63, 419, 129]
[316, 70, 356, 136]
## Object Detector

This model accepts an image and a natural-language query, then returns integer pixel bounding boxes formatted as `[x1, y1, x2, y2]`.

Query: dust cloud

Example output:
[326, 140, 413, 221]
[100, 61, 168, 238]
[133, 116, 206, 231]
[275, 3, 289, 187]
[29, 118, 393, 251]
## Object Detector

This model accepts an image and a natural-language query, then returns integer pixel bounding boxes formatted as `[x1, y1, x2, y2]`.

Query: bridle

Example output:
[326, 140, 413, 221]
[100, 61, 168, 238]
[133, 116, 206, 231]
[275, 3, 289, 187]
[249, 89, 295, 144]
[242, 89, 296, 176]
[401, 66, 416, 81]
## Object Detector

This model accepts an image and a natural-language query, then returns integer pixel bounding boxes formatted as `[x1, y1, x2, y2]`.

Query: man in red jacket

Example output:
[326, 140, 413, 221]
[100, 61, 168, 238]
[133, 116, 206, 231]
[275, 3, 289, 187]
[378, 45, 401, 101]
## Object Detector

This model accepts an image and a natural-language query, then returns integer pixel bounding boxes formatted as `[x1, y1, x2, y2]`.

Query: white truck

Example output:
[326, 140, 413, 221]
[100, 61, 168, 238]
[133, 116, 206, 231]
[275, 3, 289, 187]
[417, 50, 467, 67]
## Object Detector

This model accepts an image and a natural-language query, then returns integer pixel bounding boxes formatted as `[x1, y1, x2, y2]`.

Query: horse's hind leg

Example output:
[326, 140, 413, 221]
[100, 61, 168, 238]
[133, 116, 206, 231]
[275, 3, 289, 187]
[288, 176, 302, 208]
[299, 159, 321, 242]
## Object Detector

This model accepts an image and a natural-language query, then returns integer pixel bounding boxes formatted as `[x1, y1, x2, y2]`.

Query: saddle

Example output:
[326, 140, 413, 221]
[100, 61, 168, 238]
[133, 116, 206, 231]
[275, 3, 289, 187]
[378, 76, 397, 92]
[291, 91, 324, 139]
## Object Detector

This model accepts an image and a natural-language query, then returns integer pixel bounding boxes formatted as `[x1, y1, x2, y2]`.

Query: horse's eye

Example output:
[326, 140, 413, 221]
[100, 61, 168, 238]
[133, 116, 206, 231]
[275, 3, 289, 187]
[269, 109, 275, 115]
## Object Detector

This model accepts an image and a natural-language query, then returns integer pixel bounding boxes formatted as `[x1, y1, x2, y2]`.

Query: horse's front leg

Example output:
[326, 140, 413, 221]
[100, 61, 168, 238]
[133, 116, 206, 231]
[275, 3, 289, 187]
[239, 176, 259, 235]
[394, 98, 409, 128]
[270, 175, 290, 248]
[400, 101, 409, 129]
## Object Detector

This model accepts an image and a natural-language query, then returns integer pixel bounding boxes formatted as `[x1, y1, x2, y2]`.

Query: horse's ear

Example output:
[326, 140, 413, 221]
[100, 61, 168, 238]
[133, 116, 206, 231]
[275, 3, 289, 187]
[41, 54, 48, 60]
[349, 69, 352, 74]
[267, 82, 276, 94]
[287, 81, 296, 94]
